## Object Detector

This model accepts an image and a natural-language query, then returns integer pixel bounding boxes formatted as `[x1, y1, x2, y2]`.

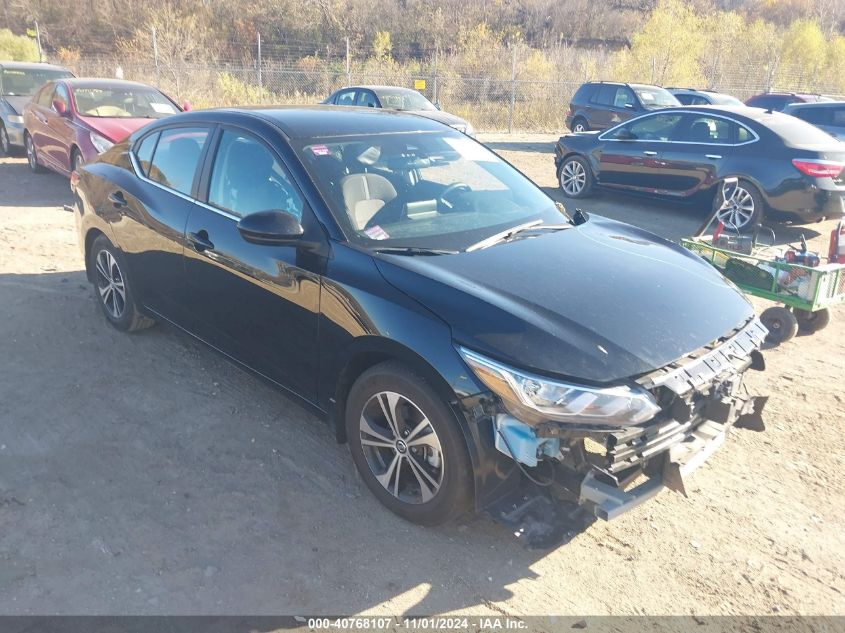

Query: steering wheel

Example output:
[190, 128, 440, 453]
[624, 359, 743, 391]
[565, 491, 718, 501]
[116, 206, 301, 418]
[438, 182, 472, 211]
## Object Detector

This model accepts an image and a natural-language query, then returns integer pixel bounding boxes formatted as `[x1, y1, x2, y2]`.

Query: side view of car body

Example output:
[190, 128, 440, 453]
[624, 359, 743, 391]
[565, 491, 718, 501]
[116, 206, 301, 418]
[555, 105, 845, 229]
[745, 91, 832, 112]
[323, 85, 474, 136]
[23, 77, 182, 177]
[667, 88, 742, 106]
[0, 61, 73, 156]
[783, 101, 845, 140]
[565, 81, 681, 132]
[72, 106, 768, 527]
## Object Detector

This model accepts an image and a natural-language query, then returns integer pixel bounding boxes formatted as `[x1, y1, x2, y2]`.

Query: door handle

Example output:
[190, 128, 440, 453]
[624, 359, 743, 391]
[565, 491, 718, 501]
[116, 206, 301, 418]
[643, 150, 658, 156]
[705, 154, 722, 159]
[187, 230, 215, 253]
[108, 191, 128, 208]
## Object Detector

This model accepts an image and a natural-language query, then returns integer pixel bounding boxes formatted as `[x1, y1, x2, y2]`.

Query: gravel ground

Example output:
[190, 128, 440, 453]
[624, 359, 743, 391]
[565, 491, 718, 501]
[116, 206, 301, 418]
[0, 134, 843, 616]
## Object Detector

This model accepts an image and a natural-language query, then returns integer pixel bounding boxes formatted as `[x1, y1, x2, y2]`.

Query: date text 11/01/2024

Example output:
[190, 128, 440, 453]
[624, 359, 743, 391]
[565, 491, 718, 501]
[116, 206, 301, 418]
[306, 617, 528, 630]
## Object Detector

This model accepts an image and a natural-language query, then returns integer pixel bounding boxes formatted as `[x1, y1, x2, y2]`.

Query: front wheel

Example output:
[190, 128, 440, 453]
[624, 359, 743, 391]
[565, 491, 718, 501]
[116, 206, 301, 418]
[89, 235, 155, 332]
[345, 361, 473, 526]
[760, 306, 798, 344]
[0, 123, 10, 157]
[25, 133, 44, 173]
[558, 156, 594, 198]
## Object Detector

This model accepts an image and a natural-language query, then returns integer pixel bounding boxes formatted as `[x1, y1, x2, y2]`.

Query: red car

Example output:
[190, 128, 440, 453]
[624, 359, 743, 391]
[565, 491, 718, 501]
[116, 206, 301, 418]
[23, 78, 185, 177]
[745, 91, 832, 112]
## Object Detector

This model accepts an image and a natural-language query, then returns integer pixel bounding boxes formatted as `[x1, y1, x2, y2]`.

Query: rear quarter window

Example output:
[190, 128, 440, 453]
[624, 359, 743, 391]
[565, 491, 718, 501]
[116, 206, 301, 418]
[134, 132, 159, 176]
[572, 83, 595, 103]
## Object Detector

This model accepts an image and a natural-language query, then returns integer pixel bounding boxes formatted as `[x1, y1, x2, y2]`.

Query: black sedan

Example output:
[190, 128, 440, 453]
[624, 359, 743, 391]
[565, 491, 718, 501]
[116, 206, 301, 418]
[555, 105, 845, 229]
[72, 106, 766, 527]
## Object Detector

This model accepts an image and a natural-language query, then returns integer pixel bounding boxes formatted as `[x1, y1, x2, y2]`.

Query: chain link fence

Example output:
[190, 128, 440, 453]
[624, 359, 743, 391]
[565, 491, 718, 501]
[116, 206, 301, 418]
[66, 42, 844, 134]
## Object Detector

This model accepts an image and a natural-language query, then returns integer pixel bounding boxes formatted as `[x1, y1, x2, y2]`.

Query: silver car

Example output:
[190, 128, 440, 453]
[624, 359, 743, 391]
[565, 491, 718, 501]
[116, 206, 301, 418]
[323, 85, 475, 137]
[783, 101, 845, 140]
[0, 61, 73, 155]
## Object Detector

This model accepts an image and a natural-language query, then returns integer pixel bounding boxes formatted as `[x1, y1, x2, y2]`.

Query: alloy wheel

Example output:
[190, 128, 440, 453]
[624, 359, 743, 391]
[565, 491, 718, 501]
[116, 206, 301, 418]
[358, 391, 444, 504]
[717, 185, 755, 229]
[95, 250, 126, 319]
[26, 136, 37, 169]
[0, 126, 9, 155]
[559, 160, 587, 196]
[573, 121, 587, 132]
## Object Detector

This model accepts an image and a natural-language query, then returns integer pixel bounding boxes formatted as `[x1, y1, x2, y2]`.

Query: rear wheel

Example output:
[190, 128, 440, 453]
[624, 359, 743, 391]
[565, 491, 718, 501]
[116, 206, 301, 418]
[571, 117, 589, 133]
[345, 361, 473, 526]
[558, 155, 594, 198]
[794, 307, 830, 334]
[716, 179, 764, 232]
[89, 235, 154, 332]
[70, 147, 83, 174]
[760, 306, 798, 344]
[25, 133, 44, 173]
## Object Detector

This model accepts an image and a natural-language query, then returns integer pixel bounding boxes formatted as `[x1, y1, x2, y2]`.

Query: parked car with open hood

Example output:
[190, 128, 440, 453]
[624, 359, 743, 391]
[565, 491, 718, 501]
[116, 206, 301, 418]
[323, 85, 474, 136]
[555, 105, 845, 229]
[565, 81, 681, 132]
[24, 77, 184, 176]
[0, 61, 73, 156]
[71, 106, 767, 527]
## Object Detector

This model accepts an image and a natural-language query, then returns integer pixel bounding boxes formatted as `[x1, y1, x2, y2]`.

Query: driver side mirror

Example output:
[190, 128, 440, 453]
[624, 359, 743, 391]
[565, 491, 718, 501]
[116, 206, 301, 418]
[52, 99, 68, 117]
[237, 210, 303, 245]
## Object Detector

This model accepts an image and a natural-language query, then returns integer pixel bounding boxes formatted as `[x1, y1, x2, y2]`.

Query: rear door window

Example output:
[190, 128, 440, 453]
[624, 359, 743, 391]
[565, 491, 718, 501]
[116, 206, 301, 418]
[147, 127, 210, 196]
[676, 115, 732, 143]
[356, 90, 378, 108]
[593, 85, 618, 106]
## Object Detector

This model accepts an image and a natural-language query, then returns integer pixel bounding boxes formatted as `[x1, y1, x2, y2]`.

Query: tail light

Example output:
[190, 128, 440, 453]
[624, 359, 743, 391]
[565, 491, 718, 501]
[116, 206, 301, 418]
[791, 159, 844, 178]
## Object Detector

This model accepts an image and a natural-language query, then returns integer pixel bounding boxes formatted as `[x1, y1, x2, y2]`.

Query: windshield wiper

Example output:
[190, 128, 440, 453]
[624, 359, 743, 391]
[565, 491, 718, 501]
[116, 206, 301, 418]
[372, 246, 459, 256]
[466, 220, 571, 252]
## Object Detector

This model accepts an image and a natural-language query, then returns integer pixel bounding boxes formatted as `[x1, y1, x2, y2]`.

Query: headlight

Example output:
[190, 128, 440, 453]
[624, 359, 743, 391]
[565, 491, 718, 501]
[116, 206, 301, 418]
[89, 131, 114, 154]
[7, 114, 23, 124]
[459, 347, 661, 427]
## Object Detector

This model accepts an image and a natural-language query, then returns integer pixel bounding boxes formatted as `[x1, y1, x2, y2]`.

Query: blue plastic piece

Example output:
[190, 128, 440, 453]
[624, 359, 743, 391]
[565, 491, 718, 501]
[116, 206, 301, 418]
[494, 414, 560, 467]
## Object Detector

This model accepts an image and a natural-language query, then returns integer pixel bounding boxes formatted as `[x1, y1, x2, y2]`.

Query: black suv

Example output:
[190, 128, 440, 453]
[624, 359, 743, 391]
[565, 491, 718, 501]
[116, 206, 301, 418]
[566, 81, 681, 132]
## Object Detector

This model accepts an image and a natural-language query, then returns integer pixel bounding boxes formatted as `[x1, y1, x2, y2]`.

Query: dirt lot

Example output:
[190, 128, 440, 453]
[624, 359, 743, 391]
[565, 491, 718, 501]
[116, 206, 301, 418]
[0, 134, 843, 616]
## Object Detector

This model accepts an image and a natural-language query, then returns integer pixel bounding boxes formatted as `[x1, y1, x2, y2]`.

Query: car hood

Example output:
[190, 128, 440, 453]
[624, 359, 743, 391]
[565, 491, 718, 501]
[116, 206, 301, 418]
[3, 95, 31, 115]
[78, 116, 155, 142]
[409, 110, 468, 128]
[374, 216, 754, 384]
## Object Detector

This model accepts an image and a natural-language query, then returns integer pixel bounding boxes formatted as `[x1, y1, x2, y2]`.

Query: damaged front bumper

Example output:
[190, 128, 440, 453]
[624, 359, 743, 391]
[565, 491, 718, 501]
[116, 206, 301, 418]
[491, 318, 769, 525]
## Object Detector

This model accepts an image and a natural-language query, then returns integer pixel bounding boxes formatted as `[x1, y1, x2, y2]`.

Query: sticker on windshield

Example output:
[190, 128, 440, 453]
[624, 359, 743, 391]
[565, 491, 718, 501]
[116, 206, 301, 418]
[363, 225, 390, 240]
[150, 102, 177, 114]
[310, 144, 332, 156]
[443, 136, 497, 162]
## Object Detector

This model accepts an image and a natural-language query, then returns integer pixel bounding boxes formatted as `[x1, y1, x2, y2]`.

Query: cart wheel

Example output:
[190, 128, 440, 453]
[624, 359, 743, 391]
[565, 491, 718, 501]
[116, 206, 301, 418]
[794, 308, 831, 334]
[760, 306, 798, 344]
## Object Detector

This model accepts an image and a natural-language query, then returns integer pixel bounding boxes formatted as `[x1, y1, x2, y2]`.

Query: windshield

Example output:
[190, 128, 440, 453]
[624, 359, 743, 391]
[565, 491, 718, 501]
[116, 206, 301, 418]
[1, 68, 72, 96]
[374, 89, 437, 111]
[296, 131, 565, 251]
[73, 86, 179, 118]
[635, 87, 681, 107]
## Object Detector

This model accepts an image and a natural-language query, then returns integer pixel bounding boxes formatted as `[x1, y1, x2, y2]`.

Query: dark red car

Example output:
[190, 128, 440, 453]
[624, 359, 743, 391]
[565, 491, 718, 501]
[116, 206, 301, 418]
[745, 92, 832, 112]
[23, 78, 184, 177]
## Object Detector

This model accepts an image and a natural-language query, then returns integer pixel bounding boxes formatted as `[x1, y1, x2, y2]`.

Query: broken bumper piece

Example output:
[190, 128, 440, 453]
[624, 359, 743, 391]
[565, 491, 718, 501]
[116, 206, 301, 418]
[580, 394, 767, 521]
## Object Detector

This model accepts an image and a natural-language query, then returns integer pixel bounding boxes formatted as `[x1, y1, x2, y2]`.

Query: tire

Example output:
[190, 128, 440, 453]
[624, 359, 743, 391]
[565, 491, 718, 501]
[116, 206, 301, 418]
[571, 117, 589, 133]
[25, 132, 44, 173]
[794, 307, 831, 334]
[715, 179, 764, 232]
[89, 235, 155, 332]
[558, 155, 594, 198]
[70, 147, 83, 174]
[0, 123, 10, 157]
[345, 361, 473, 526]
[760, 306, 798, 344]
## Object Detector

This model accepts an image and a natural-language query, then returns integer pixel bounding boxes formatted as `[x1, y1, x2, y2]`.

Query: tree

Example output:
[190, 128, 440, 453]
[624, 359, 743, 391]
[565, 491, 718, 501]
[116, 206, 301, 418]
[777, 19, 827, 91]
[0, 28, 38, 61]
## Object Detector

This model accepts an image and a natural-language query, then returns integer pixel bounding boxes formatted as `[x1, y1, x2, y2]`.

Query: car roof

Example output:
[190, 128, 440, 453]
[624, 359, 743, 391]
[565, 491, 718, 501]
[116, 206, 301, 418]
[585, 81, 665, 90]
[643, 104, 783, 122]
[62, 78, 161, 90]
[338, 85, 419, 93]
[783, 100, 845, 109]
[150, 106, 450, 139]
[0, 61, 71, 72]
